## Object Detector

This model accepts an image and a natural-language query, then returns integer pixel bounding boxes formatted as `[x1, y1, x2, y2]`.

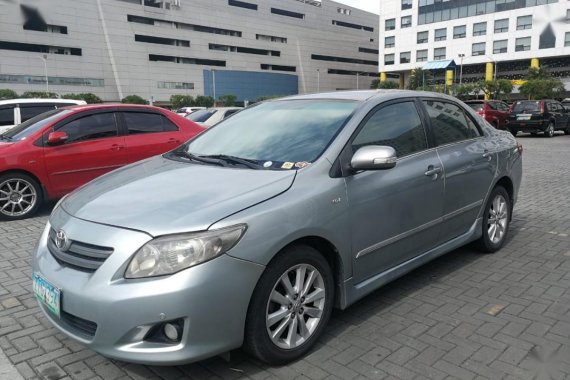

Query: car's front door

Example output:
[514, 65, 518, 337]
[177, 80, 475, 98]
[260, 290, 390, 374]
[118, 111, 182, 162]
[421, 99, 497, 241]
[43, 111, 127, 196]
[346, 100, 445, 283]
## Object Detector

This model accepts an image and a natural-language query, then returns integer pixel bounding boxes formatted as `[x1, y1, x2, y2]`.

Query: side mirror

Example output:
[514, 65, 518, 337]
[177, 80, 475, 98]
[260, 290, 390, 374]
[47, 131, 69, 146]
[351, 145, 397, 171]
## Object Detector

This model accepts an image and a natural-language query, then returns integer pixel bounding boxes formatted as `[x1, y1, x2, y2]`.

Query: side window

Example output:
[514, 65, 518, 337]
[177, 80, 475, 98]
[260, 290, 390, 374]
[20, 104, 57, 122]
[123, 112, 177, 134]
[487, 102, 498, 110]
[422, 100, 481, 146]
[352, 102, 428, 158]
[223, 109, 239, 119]
[57, 113, 118, 143]
[0, 106, 15, 126]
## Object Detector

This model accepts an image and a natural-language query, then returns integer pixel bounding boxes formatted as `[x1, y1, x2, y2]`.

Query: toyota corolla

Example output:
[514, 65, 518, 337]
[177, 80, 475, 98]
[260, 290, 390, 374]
[32, 90, 522, 365]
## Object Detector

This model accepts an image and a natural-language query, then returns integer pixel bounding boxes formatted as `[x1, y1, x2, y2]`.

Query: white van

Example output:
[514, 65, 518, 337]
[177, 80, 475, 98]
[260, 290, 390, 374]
[0, 98, 87, 134]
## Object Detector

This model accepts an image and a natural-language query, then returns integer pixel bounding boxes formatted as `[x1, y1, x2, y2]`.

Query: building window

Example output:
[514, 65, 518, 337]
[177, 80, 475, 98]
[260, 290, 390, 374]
[149, 54, 226, 67]
[385, 54, 395, 65]
[260, 64, 296, 72]
[434, 28, 446, 41]
[271, 8, 304, 19]
[256, 34, 287, 43]
[494, 19, 508, 33]
[332, 20, 374, 32]
[311, 54, 378, 66]
[416, 49, 428, 62]
[473, 22, 486, 36]
[0, 73, 104, 87]
[135, 34, 190, 47]
[401, 0, 412, 10]
[385, 18, 396, 31]
[493, 40, 508, 54]
[228, 0, 257, 10]
[453, 25, 466, 39]
[515, 37, 531, 52]
[328, 69, 376, 77]
[337, 7, 351, 15]
[566, 32, 570, 47]
[417, 31, 428, 44]
[434, 47, 446, 60]
[359, 47, 379, 54]
[385, 36, 395, 48]
[157, 81, 194, 89]
[539, 24, 556, 50]
[400, 51, 411, 64]
[126, 14, 242, 37]
[567, 9, 570, 23]
[209, 44, 280, 56]
[401, 16, 412, 28]
[472, 42, 485, 56]
[517, 15, 532, 30]
[0, 41, 81, 56]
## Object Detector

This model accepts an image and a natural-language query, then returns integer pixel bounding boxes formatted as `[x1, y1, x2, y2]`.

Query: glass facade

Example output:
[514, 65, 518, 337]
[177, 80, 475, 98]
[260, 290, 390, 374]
[157, 81, 194, 89]
[0, 74, 104, 87]
[418, 0, 558, 25]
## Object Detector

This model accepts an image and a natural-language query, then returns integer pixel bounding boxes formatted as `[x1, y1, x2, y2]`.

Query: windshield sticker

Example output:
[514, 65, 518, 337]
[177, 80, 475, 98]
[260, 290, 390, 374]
[295, 162, 310, 169]
[263, 161, 273, 168]
[281, 162, 294, 169]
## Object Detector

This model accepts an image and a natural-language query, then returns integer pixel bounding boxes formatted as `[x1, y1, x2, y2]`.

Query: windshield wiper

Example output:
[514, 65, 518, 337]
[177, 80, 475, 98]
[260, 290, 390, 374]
[200, 154, 264, 170]
[169, 150, 227, 166]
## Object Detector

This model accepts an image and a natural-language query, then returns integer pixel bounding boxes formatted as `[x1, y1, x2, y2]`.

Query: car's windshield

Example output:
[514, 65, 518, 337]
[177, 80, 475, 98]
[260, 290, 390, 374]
[512, 101, 540, 113]
[1, 109, 70, 141]
[187, 109, 217, 122]
[466, 102, 484, 112]
[177, 100, 357, 168]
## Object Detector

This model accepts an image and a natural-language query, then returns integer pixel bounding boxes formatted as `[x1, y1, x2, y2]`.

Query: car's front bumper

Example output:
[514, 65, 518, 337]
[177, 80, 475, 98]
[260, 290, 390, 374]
[32, 208, 264, 365]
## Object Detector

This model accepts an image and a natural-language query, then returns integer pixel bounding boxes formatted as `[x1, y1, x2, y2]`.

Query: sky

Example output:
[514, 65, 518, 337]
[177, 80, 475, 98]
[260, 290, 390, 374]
[335, 0, 379, 14]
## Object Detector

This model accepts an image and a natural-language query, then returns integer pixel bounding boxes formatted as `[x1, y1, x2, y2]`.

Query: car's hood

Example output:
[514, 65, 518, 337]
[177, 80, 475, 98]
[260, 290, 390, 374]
[61, 156, 296, 236]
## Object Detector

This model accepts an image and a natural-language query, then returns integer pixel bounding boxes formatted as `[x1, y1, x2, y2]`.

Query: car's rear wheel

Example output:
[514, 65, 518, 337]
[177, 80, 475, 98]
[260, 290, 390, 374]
[244, 245, 334, 365]
[544, 122, 555, 138]
[0, 173, 43, 220]
[476, 186, 511, 253]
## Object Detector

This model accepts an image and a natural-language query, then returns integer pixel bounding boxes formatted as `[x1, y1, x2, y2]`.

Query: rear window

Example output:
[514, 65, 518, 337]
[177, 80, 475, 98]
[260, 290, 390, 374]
[0, 106, 14, 126]
[512, 101, 540, 113]
[2, 109, 70, 141]
[466, 102, 484, 112]
[20, 105, 57, 122]
[187, 109, 217, 123]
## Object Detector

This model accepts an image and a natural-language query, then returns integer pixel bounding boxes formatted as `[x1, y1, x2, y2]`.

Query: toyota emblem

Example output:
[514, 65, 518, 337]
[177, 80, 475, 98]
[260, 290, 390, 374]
[55, 230, 70, 251]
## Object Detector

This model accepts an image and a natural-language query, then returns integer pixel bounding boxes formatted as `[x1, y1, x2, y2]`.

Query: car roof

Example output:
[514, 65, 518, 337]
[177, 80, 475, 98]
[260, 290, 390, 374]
[207, 107, 242, 111]
[0, 98, 86, 106]
[279, 89, 462, 103]
[61, 103, 169, 112]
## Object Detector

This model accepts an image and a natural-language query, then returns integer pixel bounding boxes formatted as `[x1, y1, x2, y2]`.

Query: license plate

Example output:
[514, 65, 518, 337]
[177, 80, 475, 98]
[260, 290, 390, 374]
[517, 114, 531, 121]
[33, 273, 60, 318]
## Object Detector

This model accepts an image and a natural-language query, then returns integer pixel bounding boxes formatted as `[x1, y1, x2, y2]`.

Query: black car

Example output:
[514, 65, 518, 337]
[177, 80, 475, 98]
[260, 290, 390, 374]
[562, 99, 570, 111]
[508, 100, 570, 137]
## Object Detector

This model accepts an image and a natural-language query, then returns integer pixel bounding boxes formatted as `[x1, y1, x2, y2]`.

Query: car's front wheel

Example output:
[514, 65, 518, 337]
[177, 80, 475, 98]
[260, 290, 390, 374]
[476, 186, 511, 253]
[244, 245, 334, 365]
[0, 173, 43, 221]
[544, 122, 555, 138]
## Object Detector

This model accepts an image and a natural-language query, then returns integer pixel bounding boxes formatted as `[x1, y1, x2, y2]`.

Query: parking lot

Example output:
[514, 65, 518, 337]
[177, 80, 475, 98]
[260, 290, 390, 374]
[0, 133, 569, 380]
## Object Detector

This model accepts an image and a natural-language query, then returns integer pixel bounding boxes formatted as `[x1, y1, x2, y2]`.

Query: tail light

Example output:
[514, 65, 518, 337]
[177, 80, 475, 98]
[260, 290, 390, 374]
[516, 143, 523, 155]
[539, 102, 545, 114]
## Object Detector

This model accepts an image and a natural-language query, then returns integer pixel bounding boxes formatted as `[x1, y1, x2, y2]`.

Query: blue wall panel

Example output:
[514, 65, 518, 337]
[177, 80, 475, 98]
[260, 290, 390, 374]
[203, 70, 298, 102]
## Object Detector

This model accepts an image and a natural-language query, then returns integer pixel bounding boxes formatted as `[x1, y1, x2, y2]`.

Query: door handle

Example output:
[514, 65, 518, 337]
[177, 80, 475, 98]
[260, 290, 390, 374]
[110, 144, 125, 151]
[482, 151, 493, 160]
[424, 166, 442, 177]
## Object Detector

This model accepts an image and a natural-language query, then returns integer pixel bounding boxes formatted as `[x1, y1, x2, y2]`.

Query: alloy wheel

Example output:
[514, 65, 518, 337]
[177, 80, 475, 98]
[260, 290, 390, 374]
[265, 264, 326, 350]
[0, 178, 37, 217]
[487, 194, 508, 244]
[546, 123, 554, 137]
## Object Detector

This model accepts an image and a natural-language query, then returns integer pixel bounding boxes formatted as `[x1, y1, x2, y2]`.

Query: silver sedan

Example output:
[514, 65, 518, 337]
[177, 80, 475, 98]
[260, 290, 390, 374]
[32, 90, 522, 365]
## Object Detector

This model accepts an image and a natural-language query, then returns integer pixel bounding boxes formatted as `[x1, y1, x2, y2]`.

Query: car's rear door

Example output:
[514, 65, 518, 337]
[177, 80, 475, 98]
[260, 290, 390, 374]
[346, 100, 445, 283]
[43, 110, 127, 196]
[420, 99, 497, 241]
[118, 110, 182, 163]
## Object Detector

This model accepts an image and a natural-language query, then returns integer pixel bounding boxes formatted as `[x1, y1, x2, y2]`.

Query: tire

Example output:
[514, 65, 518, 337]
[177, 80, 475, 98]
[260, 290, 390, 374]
[564, 123, 570, 135]
[244, 245, 334, 365]
[509, 128, 518, 137]
[0, 173, 43, 221]
[476, 186, 511, 253]
[544, 122, 555, 138]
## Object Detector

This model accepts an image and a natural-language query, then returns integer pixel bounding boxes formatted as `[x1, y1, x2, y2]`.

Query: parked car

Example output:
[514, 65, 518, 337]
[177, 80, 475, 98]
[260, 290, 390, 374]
[176, 107, 206, 116]
[32, 90, 522, 366]
[562, 98, 570, 111]
[0, 98, 87, 134]
[507, 99, 570, 137]
[465, 100, 510, 130]
[186, 107, 242, 127]
[0, 104, 204, 220]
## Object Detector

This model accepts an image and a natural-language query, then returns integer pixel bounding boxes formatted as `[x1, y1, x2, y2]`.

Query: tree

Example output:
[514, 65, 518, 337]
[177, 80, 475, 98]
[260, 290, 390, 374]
[478, 79, 513, 100]
[0, 89, 18, 100]
[377, 81, 400, 89]
[407, 68, 432, 90]
[62, 93, 102, 104]
[218, 94, 237, 107]
[454, 83, 477, 100]
[21, 91, 59, 98]
[194, 95, 214, 107]
[370, 79, 380, 89]
[518, 67, 565, 100]
[170, 95, 194, 110]
[121, 95, 147, 104]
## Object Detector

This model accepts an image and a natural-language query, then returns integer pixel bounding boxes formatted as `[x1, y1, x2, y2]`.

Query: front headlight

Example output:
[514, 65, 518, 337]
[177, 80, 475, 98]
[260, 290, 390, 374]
[125, 224, 247, 279]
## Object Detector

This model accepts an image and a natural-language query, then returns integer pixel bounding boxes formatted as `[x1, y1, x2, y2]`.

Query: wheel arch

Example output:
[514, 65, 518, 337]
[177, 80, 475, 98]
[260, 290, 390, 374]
[0, 169, 47, 200]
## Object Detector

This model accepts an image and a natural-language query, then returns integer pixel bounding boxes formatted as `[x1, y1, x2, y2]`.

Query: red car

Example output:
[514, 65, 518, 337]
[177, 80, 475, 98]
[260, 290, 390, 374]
[465, 100, 510, 130]
[0, 104, 204, 220]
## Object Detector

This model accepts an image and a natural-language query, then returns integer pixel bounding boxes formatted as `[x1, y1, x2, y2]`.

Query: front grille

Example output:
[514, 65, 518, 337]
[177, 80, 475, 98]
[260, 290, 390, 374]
[61, 310, 97, 338]
[47, 228, 114, 272]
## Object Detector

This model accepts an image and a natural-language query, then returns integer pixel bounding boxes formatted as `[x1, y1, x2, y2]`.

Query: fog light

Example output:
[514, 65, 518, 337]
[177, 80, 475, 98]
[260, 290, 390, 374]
[164, 323, 180, 341]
